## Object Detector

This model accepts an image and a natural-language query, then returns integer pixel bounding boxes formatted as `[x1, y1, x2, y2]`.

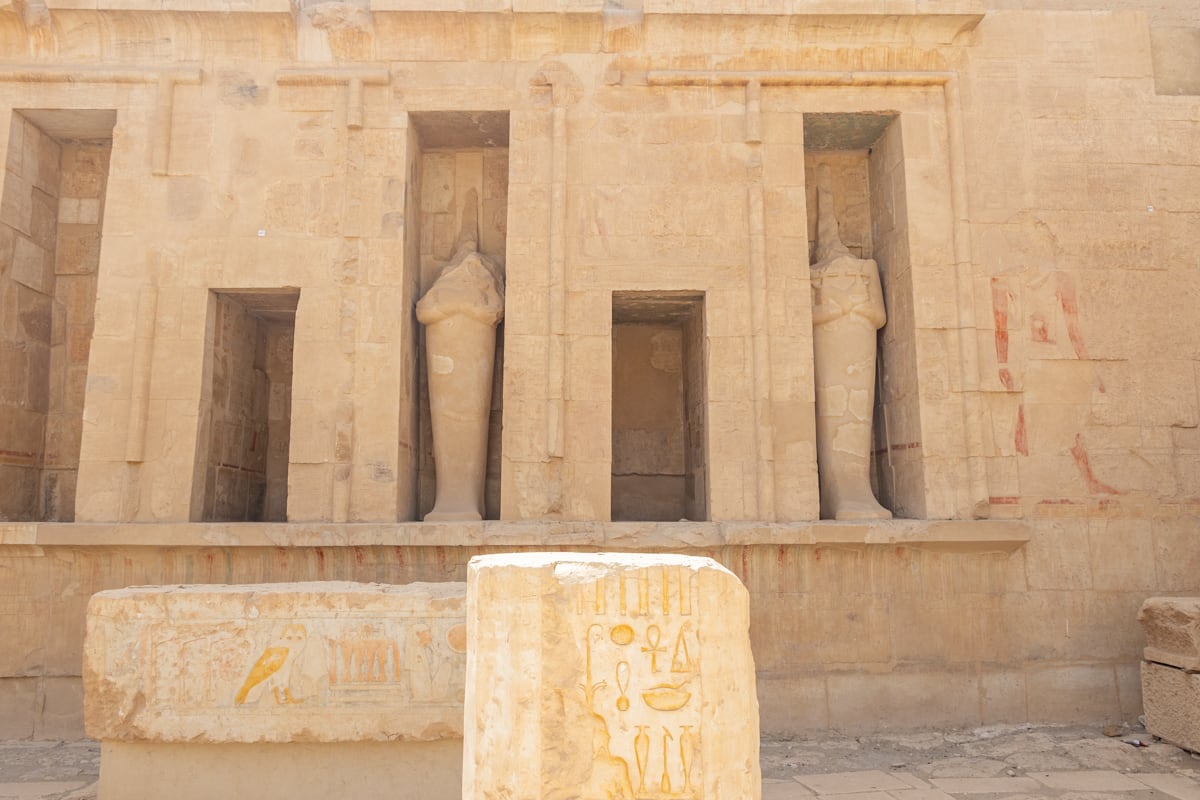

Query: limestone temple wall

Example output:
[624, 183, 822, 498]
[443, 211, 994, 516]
[0, 0, 1198, 737]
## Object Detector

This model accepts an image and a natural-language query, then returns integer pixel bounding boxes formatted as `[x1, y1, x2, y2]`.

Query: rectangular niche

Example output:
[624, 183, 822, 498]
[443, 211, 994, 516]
[408, 111, 509, 521]
[195, 289, 297, 522]
[804, 112, 923, 519]
[611, 292, 708, 522]
[0, 109, 115, 521]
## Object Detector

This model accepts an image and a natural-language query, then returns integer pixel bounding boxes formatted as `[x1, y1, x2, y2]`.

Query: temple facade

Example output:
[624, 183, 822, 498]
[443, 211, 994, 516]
[1, 0, 1198, 737]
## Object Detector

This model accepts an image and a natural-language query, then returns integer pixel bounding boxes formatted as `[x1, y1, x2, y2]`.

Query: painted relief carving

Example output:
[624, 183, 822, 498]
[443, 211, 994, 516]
[572, 566, 703, 799]
[236, 623, 308, 705]
[85, 584, 469, 744]
[416, 189, 505, 521]
[810, 163, 892, 521]
[144, 616, 466, 713]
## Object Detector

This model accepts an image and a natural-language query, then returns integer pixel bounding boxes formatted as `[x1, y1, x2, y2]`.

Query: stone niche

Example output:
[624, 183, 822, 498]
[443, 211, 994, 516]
[409, 111, 508, 522]
[804, 112, 920, 519]
[0, 109, 114, 522]
[611, 292, 708, 522]
[193, 290, 297, 522]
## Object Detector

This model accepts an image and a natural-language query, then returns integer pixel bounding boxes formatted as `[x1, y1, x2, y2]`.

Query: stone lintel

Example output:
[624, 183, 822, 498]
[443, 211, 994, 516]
[84, 581, 467, 743]
[25, 1, 986, 45]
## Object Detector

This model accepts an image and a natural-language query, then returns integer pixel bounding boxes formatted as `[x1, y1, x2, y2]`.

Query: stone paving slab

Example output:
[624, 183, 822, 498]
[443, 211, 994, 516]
[1134, 773, 1200, 800]
[0, 783, 89, 800]
[1029, 771, 1151, 791]
[796, 770, 913, 794]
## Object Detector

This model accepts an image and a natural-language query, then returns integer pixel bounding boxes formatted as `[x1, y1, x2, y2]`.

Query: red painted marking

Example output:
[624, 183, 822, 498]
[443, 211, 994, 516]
[889, 442, 921, 452]
[1038, 499, 1079, 505]
[0, 449, 36, 457]
[991, 278, 1017, 389]
[1056, 274, 1088, 359]
[1057, 274, 1107, 392]
[315, 548, 326, 578]
[991, 277, 1010, 347]
[989, 496, 1020, 504]
[1014, 405, 1029, 456]
[1070, 433, 1120, 495]
[1030, 312, 1052, 344]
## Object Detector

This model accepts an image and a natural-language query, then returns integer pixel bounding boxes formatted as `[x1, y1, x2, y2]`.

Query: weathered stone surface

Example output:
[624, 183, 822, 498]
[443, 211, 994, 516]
[1139, 597, 1200, 670]
[84, 581, 467, 743]
[464, 552, 760, 800]
[1141, 660, 1200, 753]
[97, 740, 463, 800]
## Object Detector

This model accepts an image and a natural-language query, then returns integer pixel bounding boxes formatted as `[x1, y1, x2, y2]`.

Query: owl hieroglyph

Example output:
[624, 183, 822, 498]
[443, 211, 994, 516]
[234, 624, 307, 705]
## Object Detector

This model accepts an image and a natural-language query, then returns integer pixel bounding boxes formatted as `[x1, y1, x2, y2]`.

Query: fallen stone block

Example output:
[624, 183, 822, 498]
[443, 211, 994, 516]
[463, 552, 761, 800]
[1141, 660, 1200, 753]
[1138, 596, 1200, 671]
[84, 581, 467, 800]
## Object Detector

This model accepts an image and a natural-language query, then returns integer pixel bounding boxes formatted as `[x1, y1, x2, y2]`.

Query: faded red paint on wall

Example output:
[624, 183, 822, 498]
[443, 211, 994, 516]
[1015, 404, 1029, 456]
[991, 278, 1016, 390]
[1070, 433, 1119, 495]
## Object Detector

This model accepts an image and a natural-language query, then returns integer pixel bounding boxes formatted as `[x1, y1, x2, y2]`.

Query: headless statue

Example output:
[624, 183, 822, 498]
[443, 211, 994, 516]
[810, 164, 892, 520]
[416, 190, 504, 521]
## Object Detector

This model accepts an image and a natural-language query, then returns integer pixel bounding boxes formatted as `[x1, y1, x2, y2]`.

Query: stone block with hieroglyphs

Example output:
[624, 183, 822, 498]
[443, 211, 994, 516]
[463, 553, 761, 800]
[84, 582, 467, 743]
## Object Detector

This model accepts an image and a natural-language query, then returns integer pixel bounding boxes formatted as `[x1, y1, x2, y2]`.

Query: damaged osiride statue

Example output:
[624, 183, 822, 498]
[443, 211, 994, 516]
[416, 190, 504, 521]
[810, 164, 892, 521]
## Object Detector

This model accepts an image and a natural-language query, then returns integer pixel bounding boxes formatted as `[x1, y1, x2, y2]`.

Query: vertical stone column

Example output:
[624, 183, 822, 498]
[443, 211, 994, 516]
[464, 553, 760, 800]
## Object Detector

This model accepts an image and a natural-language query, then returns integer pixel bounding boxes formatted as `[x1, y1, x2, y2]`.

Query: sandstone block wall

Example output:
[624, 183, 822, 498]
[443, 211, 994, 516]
[0, 0, 1198, 738]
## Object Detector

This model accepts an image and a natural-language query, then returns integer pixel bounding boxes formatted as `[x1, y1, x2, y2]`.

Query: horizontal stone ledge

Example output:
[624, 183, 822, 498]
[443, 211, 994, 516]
[3, 519, 1029, 551]
[40, 0, 984, 31]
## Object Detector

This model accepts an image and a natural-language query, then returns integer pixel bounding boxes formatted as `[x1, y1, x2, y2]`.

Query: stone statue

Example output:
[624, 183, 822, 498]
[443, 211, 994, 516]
[416, 189, 504, 521]
[810, 164, 892, 520]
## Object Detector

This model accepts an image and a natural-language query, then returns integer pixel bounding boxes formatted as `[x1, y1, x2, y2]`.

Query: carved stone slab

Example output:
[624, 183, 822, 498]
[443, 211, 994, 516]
[84, 582, 467, 743]
[463, 553, 760, 800]
[1138, 596, 1200, 671]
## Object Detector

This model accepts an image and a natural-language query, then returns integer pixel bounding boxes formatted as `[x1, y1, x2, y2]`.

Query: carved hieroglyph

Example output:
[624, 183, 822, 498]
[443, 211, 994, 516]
[463, 553, 760, 800]
[416, 189, 504, 522]
[84, 582, 467, 743]
[810, 163, 892, 521]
